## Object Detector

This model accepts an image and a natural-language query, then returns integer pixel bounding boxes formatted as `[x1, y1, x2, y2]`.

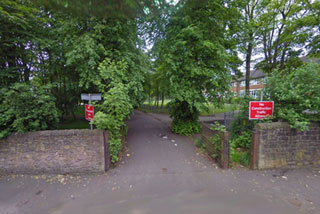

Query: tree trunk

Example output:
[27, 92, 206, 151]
[72, 110, 76, 120]
[245, 40, 253, 96]
[161, 92, 164, 109]
[156, 90, 159, 108]
[23, 69, 30, 82]
[280, 43, 288, 70]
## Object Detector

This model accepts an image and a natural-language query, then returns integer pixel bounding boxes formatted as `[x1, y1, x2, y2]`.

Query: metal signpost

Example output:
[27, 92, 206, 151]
[81, 93, 101, 130]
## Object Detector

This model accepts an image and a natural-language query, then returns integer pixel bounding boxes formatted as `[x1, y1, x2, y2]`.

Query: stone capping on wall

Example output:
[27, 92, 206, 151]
[251, 122, 320, 170]
[0, 129, 109, 174]
[199, 123, 230, 169]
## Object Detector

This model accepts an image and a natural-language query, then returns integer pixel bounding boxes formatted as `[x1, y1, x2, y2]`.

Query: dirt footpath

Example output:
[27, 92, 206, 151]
[0, 110, 319, 214]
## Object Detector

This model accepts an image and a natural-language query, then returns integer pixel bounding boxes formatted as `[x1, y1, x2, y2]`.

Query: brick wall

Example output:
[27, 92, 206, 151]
[251, 122, 320, 169]
[0, 129, 109, 174]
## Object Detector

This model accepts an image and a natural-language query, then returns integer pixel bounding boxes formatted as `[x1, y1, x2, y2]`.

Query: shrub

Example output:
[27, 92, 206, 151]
[93, 57, 137, 164]
[228, 97, 256, 166]
[108, 138, 122, 163]
[93, 84, 132, 164]
[232, 131, 252, 150]
[169, 100, 201, 135]
[230, 145, 250, 166]
[195, 138, 206, 149]
[265, 63, 320, 130]
[171, 119, 201, 136]
[0, 83, 60, 138]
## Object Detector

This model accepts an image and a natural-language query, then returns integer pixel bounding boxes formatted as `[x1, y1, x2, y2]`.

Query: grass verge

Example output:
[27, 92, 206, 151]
[57, 119, 90, 130]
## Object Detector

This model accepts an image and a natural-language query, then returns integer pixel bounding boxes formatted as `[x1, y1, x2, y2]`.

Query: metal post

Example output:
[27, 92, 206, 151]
[89, 93, 93, 130]
[260, 91, 263, 101]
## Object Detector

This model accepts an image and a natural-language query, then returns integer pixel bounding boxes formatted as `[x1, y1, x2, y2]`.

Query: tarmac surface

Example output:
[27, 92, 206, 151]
[0, 110, 319, 214]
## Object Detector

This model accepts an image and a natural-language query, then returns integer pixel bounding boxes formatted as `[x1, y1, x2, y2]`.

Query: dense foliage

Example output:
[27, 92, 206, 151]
[1, 0, 319, 164]
[228, 97, 256, 166]
[93, 58, 138, 163]
[229, 62, 320, 166]
[0, 0, 148, 163]
[265, 63, 320, 130]
[0, 83, 60, 138]
[155, 0, 240, 135]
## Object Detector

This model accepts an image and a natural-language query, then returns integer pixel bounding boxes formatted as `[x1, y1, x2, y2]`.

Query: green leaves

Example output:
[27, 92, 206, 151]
[0, 83, 60, 138]
[94, 73, 133, 163]
[94, 54, 145, 163]
[154, 0, 235, 134]
[65, 33, 105, 89]
[265, 63, 320, 130]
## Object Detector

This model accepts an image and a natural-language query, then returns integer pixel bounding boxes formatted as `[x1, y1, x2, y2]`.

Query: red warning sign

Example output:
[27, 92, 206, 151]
[249, 101, 274, 120]
[85, 104, 94, 121]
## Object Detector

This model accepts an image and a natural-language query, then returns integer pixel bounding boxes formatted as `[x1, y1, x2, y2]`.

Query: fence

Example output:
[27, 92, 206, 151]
[224, 111, 239, 130]
[196, 123, 230, 169]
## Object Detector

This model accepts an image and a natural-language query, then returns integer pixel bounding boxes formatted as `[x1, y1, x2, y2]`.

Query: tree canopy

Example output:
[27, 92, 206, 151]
[0, 0, 319, 161]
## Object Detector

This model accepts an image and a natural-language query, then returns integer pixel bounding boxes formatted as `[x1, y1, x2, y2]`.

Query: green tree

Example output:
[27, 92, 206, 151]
[0, 83, 60, 138]
[257, 0, 317, 72]
[238, 0, 266, 95]
[0, 0, 44, 86]
[264, 63, 320, 130]
[156, 0, 239, 135]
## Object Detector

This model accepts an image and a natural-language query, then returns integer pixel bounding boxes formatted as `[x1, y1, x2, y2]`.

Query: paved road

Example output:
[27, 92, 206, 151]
[0, 110, 319, 214]
[144, 111, 227, 123]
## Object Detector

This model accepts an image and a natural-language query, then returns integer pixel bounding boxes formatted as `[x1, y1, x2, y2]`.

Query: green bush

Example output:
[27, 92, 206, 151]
[171, 119, 201, 136]
[0, 83, 60, 138]
[109, 138, 122, 163]
[232, 131, 252, 150]
[228, 97, 256, 166]
[93, 84, 132, 164]
[169, 100, 201, 135]
[195, 138, 206, 149]
[265, 63, 320, 130]
[230, 145, 250, 166]
[92, 57, 138, 164]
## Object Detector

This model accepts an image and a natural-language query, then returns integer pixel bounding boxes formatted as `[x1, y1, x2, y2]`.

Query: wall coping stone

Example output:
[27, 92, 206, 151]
[255, 122, 291, 130]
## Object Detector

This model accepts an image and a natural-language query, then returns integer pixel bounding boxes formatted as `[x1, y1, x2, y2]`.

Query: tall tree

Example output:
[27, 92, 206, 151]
[305, 0, 320, 56]
[257, 0, 316, 72]
[156, 0, 240, 135]
[0, 0, 44, 86]
[239, 0, 266, 95]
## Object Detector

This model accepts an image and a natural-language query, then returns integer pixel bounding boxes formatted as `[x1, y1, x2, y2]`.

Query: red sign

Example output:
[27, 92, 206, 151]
[85, 104, 94, 121]
[85, 104, 93, 111]
[249, 101, 274, 120]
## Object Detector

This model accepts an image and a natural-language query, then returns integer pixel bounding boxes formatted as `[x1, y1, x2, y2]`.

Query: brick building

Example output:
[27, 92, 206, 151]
[231, 69, 266, 98]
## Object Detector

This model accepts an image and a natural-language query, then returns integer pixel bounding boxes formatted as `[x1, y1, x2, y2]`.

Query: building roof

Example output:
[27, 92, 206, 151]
[300, 56, 320, 64]
[237, 69, 266, 81]
[233, 56, 319, 82]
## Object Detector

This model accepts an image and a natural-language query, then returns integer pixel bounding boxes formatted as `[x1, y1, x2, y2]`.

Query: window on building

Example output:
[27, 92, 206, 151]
[249, 90, 261, 99]
[239, 90, 245, 97]
[250, 79, 259, 85]
[240, 81, 245, 87]
[261, 77, 267, 84]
